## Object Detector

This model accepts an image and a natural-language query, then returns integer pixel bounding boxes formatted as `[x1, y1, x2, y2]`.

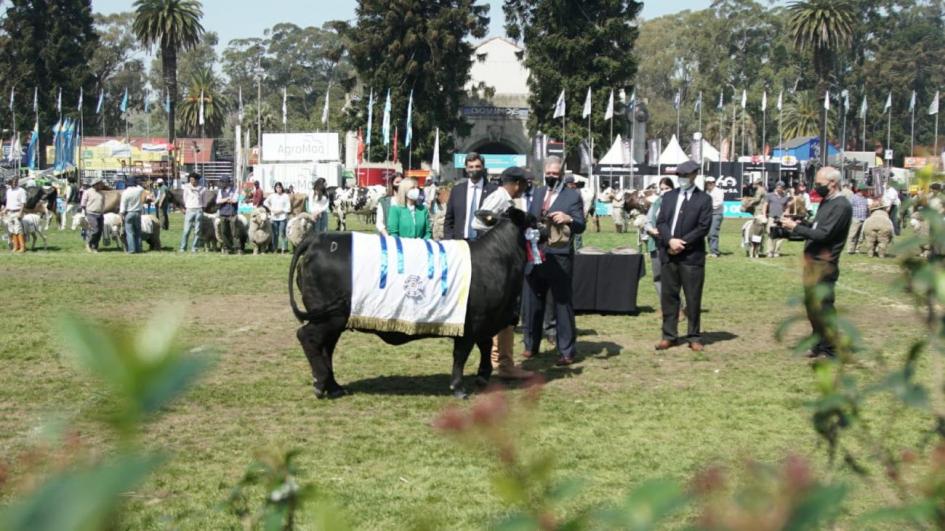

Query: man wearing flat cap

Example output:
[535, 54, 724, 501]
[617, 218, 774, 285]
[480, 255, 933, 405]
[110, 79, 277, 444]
[654, 160, 713, 352]
[472, 166, 533, 379]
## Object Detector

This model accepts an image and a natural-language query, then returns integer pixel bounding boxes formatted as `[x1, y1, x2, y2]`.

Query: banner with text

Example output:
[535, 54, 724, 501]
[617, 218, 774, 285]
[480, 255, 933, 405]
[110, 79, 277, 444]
[262, 133, 340, 163]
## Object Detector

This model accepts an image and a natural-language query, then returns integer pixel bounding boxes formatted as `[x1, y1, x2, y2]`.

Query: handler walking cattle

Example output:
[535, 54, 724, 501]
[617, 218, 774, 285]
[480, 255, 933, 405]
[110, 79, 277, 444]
[289, 205, 541, 399]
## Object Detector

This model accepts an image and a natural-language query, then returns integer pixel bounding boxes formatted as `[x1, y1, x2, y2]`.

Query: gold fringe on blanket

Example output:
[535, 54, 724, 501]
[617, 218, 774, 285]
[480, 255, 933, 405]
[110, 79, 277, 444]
[346, 315, 466, 337]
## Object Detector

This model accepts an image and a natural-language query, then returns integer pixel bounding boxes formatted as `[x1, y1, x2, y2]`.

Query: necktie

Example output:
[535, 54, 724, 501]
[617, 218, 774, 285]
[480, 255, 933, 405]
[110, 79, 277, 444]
[673, 191, 689, 237]
[466, 183, 480, 240]
[542, 189, 554, 214]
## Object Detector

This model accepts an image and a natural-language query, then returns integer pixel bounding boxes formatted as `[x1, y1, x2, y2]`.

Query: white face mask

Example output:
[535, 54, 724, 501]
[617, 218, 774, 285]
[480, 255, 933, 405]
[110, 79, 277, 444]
[406, 188, 420, 201]
[678, 177, 692, 189]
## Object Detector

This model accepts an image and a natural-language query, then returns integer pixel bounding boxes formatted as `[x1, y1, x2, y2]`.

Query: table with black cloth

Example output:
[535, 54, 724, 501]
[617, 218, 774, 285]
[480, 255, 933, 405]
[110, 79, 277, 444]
[571, 253, 646, 314]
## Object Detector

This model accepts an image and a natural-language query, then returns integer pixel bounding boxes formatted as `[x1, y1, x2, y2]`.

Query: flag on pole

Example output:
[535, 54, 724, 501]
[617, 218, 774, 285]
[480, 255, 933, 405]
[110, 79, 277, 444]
[321, 83, 331, 126]
[366, 89, 374, 146]
[431, 127, 440, 175]
[198, 89, 205, 125]
[77, 87, 83, 111]
[694, 91, 702, 113]
[717, 91, 724, 110]
[842, 90, 849, 114]
[740, 90, 747, 109]
[604, 89, 614, 120]
[777, 90, 783, 111]
[238, 86, 243, 123]
[8, 87, 13, 112]
[859, 96, 868, 119]
[629, 89, 636, 108]
[910, 90, 916, 112]
[164, 93, 170, 114]
[282, 87, 287, 125]
[761, 91, 767, 111]
[582, 87, 592, 119]
[144, 90, 150, 113]
[96, 89, 104, 114]
[884, 92, 892, 113]
[931, 91, 940, 116]
[673, 91, 680, 111]
[56, 87, 61, 114]
[32, 87, 37, 113]
[120, 87, 129, 113]
[392, 126, 398, 162]
[553, 90, 566, 119]
[382, 88, 391, 146]
[824, 90, 830, 111]
[404, 89, 413, 147]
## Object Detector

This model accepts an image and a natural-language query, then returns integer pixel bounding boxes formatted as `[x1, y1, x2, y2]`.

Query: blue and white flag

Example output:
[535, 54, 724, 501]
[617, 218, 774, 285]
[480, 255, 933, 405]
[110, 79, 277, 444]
[366, 88, 374, 146]
[198, 89, 205, 126]
[382, 88, 391, 147]
[120, 87, 128, 113]
[27, 121, 38, 170]
[96, 89, 104, 114]
[77, 87, 83, 111]
[404, 89, 413, 147]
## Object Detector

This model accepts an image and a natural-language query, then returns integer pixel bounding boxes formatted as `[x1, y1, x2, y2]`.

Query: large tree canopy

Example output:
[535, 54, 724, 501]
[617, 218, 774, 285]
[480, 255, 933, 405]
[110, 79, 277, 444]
[340, 0, 490, 166]
[504, 0, 643, 167]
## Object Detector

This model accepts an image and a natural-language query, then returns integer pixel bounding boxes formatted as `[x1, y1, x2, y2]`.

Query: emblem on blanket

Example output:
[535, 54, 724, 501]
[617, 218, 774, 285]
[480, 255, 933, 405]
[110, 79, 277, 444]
[347, 233, 472, 336]
[403, 274, 427, 301]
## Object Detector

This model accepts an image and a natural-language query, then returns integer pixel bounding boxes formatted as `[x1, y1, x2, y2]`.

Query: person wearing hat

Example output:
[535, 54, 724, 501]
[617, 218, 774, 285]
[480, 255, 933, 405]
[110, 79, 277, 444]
[217, 177, 241, 254]
[120, 176, 145, 253]
[82, 178, 107, 252]
[862, 198, 895, 258]
[704, 176, 725, 258]
[762, 181, 791, 258]
[521, 155, 586, 366]
[3, 176, 28, 253]
[654, 160, 713, 352]
[471, 166, 534, 379]
[154, 177, 170, 230]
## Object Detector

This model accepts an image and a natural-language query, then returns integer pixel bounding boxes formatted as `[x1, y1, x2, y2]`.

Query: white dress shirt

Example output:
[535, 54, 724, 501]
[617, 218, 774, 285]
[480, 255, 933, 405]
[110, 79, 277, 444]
[708, 187, 725, 213]
[120, 185, 143, 214]
[472, 187, 513, 231]
[670, 187, 693, 236]
[182, 183, 204, 209]
[464, 179, 483, 239]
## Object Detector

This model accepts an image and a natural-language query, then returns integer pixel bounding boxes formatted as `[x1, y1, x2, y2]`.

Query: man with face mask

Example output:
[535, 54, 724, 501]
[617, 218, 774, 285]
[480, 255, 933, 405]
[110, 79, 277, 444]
[654, 160, 714, 352]
[780, 167, 853, 359]
[443, 152, 496, 240]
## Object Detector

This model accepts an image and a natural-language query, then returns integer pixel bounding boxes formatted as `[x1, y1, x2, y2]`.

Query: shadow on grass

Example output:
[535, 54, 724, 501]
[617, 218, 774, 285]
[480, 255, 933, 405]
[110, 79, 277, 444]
[700, 330, 738, 345]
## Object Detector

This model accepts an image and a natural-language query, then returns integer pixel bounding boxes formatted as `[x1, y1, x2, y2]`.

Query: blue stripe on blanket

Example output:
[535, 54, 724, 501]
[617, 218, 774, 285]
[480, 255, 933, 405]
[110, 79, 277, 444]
[379, 234, 388, 289]
[424, 240, 435, 279]
[436, 241, 448, 296]
[395, 237, 405, 274]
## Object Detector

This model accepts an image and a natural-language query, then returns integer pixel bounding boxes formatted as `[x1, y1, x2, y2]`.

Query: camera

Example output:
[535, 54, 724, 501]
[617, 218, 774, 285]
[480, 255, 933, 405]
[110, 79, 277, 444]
[769, 217, 809, 241]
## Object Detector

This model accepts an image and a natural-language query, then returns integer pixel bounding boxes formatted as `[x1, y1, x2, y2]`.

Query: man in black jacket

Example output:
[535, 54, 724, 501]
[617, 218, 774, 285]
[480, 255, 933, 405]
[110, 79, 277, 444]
[655, 160, 713, 352]
[443, 152, 496, 240]
[521, 156, 586, 365]
[781, 167, 852, 359]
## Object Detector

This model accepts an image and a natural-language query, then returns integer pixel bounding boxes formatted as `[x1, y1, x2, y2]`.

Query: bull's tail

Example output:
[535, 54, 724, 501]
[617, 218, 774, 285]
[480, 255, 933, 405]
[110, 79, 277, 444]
[288, 234, 315, 322]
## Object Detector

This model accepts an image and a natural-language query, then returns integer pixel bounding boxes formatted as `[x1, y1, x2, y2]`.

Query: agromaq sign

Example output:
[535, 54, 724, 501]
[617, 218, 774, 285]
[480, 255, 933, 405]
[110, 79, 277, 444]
[262, 133, 340, 162]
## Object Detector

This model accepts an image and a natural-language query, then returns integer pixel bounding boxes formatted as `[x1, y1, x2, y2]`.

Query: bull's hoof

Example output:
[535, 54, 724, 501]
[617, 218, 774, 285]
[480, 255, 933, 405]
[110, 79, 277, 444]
[314, 386, 347, 400]
[451, 387, 469, 400]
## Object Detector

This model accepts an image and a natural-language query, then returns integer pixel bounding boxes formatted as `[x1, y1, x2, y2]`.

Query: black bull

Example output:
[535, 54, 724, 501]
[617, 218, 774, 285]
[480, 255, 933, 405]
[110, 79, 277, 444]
[288, 209, 537, 399]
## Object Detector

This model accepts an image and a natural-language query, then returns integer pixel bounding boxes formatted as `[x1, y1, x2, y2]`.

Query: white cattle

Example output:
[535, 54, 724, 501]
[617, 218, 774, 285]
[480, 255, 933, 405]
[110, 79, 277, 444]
[102, 213, 125, 250]
[21, 213, 48, 250]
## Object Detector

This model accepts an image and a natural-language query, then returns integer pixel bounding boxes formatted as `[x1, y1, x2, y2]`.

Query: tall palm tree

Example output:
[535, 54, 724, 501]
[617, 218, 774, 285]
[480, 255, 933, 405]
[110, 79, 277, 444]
[179, 69, 229, 137]
[133, 0, 205, 143]
[787, 0, 855, 164]
[781, 91, 838, 140]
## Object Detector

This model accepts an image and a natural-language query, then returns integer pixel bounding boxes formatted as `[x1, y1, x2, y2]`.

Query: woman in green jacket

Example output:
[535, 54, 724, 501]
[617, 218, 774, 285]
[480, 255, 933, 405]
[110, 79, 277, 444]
[387, 178, 432, 239]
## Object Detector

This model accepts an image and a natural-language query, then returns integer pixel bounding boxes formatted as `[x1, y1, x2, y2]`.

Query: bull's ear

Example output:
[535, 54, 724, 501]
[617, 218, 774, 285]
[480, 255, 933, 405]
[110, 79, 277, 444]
[506, 207, 526, 227]
[474, 209, 497, 227]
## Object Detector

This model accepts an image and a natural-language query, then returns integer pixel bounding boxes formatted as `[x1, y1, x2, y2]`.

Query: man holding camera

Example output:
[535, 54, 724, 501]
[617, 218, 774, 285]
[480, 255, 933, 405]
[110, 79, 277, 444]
[780, 167, 853, 359]
[763, 182, 791, 258]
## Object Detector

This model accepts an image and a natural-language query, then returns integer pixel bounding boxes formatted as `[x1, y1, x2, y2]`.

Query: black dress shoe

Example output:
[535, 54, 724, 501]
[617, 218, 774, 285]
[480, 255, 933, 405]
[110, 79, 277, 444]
[555, 356, 574, 366]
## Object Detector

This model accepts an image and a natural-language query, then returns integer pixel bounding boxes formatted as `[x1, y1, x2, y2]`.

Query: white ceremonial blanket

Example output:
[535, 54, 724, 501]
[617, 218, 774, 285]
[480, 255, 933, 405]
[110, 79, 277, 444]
[348, 232, 472, 336]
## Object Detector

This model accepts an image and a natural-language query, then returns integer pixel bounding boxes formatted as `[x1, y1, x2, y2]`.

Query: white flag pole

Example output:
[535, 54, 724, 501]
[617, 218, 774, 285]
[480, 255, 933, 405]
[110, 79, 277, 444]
[911, 92, 916, 157]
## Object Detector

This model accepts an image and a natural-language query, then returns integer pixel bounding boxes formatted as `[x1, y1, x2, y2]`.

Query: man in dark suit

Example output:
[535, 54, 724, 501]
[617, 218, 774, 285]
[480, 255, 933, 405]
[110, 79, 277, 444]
[655, 160, 713, 352]
[443, 152, 497, 240]
[521, 156, 587, 365]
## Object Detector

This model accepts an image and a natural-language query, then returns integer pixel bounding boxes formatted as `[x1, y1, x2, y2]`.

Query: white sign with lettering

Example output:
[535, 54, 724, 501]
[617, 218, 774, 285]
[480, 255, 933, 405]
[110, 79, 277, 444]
[262, 133, 340, 162]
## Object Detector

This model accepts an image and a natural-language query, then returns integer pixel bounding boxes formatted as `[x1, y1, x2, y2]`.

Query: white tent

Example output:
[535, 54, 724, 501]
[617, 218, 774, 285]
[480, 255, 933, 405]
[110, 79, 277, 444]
[599, 134, 637, 165]
[695, 140, 721, 163]
[659, 135, 689, 165]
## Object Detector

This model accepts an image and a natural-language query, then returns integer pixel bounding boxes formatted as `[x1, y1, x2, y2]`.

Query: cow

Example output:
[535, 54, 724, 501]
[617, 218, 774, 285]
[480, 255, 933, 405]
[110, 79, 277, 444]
[288, 208, 543, 400]
[329, 186, 385, 230]
[249, 207, 272, 254]
[742, 216, 766, 258]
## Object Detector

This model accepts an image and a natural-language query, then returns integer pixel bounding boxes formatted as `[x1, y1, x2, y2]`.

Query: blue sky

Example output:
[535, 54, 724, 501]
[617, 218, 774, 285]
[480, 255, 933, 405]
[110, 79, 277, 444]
[91, 0, 709, 50]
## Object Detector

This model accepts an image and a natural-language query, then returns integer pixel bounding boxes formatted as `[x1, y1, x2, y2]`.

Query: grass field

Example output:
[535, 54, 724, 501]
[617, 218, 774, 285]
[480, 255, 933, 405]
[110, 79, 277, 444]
[0, 212, 929, 528]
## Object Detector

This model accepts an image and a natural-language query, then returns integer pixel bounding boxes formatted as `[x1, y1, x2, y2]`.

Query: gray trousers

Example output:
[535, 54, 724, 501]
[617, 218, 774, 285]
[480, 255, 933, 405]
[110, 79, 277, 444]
[708, 212, 723, 255]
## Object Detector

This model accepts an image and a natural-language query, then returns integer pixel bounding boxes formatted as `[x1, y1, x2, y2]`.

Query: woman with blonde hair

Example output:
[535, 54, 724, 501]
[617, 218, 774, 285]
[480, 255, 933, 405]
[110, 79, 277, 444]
[386, 177, 431, 239]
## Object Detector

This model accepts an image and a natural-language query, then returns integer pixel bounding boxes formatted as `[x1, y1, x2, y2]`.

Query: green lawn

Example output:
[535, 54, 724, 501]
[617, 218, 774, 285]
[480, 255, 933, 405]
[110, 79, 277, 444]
[0, 212, 927, 528]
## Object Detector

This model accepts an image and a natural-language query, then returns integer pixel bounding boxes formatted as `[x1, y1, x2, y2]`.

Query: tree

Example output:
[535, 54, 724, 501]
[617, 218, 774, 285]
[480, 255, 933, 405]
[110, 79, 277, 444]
[0, 0, 97, 167]
[90, 12, 148, 137]
[178, 68, 229, 137]
[504, 0, 642, 167]
[341, 0, 490, 166]
[787, 0, 855, 164]
[780, 91, 838, 141]
[133, 0, 205, 144]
